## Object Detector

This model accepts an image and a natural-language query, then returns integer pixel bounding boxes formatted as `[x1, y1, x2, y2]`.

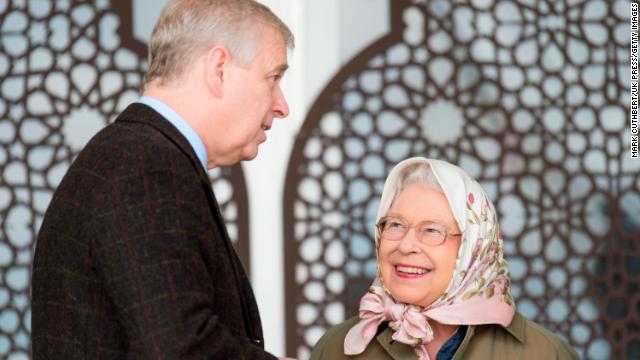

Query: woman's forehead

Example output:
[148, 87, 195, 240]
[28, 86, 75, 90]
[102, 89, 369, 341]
[387, 185, 458, 226]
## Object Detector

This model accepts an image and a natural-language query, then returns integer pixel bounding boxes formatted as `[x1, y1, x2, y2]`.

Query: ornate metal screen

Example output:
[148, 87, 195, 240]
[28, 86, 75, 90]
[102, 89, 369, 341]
[0, 1, 250, 358]
[284, 0, 638, 359]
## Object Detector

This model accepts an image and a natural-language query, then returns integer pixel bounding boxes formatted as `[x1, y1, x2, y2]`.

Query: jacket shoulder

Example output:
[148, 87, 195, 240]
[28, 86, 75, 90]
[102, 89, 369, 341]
[519, 315, 579, 359]
[70, 116, 198, 186]
[311, 317, 406, 360]
[310, 316, 359, 360]
[461, 312, 579, 360]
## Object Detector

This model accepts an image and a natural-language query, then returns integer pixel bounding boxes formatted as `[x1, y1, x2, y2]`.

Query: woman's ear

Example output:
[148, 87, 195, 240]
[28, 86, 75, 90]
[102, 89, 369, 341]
[204, 46, 230, 98]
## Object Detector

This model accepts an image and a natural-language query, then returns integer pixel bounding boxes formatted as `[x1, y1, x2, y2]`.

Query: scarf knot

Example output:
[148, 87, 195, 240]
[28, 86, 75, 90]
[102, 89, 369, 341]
[344, 285, 434, 359]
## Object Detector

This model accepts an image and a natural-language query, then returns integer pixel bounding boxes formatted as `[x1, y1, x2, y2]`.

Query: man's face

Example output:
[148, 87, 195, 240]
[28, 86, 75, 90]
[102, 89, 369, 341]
[215, 27, 289, 164]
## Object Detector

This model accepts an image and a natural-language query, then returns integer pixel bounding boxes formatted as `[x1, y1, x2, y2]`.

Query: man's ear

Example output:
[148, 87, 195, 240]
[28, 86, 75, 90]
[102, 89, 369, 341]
[205, 46, 230, 98]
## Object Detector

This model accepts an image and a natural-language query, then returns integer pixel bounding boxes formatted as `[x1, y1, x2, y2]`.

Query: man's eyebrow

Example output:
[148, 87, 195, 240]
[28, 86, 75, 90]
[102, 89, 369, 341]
[273, 64, 289, 74]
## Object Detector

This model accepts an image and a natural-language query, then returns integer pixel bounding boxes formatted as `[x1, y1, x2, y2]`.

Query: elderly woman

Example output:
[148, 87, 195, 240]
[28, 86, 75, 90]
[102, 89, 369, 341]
[311, 158, 578, 360]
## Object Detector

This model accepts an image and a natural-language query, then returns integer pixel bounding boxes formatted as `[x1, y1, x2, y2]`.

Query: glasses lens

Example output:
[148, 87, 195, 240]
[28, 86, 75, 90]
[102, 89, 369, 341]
[380, 218, 406, 240]
[418, 222, 445, 245]
[378, 218, 450, 245]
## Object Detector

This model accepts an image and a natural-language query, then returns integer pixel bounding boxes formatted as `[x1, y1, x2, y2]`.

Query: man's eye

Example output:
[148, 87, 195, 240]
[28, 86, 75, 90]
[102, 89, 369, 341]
[388, 221, 404, 229]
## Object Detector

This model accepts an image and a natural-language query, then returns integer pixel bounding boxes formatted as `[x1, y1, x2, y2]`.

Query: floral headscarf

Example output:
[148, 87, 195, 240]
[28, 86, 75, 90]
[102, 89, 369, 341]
[344, 158, 516, 359]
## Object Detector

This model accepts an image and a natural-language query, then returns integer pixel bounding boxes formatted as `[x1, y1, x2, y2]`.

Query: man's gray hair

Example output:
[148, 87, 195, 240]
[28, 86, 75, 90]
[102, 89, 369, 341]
[143, 0, 294, 89]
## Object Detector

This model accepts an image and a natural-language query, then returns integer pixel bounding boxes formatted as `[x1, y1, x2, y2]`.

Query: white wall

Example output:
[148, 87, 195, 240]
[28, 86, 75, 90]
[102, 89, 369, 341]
[247, 1, 388, 356]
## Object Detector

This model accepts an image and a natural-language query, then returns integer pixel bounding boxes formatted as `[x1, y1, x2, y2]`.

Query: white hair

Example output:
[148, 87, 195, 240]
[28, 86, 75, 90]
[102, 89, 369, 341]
[380, 162, 444, 221]
[396, 162, 443, 195]
[143, 0, 294, 89]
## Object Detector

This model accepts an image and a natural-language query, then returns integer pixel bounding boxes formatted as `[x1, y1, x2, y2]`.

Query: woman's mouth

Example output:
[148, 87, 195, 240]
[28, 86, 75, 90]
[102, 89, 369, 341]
[395, 264, 431, 278]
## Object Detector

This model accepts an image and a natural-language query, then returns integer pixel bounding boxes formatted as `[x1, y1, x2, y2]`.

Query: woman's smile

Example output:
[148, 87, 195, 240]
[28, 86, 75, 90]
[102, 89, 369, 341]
[394, 263, 432, 278]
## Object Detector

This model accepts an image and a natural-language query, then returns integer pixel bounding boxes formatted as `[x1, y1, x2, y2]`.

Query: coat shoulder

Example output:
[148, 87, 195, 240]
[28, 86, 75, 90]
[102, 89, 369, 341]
[518, 314, 579, 359]
[311, 317, 402, 360]
[462, 312, 579, 360]
[310, 316, 360, 360]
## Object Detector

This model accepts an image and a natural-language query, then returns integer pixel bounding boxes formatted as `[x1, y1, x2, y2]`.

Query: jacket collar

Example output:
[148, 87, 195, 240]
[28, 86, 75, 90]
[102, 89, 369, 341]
[462, 312, 526, 345]
[374, 312, 525, 359]
[501, 311, 526, 343]
[375, 325, 418, 359]
[458, 311, 526, 350]
[114, 102, 210, 185]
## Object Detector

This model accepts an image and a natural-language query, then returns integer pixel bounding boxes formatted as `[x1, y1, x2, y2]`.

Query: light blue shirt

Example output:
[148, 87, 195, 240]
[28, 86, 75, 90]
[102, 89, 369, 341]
[138, 96, 208, 170]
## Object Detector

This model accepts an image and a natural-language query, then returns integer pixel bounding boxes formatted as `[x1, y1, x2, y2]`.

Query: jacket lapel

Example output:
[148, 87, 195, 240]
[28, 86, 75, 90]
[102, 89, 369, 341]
[376, 327, 421, 359]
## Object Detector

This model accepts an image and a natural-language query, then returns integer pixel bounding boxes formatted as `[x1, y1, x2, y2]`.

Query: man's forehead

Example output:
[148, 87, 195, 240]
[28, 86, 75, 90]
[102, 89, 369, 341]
[262, 45, 288, 72]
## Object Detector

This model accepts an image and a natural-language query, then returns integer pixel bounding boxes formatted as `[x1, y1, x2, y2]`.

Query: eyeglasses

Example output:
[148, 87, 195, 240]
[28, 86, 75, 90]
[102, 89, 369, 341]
[376, 216, 462, 246]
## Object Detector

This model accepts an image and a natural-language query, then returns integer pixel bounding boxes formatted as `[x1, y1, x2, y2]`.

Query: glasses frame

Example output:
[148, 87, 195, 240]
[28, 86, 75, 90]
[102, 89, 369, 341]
[376, 216, 462, 246]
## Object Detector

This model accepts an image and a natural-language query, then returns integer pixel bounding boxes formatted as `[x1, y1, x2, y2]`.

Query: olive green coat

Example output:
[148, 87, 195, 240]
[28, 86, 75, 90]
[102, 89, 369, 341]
[311, 312, 579, 360]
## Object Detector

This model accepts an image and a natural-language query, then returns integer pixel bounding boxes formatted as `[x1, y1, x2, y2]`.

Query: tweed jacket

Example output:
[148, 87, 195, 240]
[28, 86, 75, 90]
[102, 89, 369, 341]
[32, 103, 275, 359]
[311, 313, 579, 360]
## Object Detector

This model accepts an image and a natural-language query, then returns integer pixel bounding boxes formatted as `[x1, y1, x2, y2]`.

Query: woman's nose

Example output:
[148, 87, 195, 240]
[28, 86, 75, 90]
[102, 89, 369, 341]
[397, 228, 421, 254]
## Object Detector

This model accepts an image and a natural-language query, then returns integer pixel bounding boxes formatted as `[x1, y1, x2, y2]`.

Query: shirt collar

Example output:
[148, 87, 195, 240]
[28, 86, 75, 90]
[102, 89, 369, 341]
[138, 96, 208, 170]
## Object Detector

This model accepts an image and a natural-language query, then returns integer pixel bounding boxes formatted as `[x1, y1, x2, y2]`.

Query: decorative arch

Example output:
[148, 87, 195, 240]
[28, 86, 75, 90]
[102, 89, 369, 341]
[283, 1, 638, 359]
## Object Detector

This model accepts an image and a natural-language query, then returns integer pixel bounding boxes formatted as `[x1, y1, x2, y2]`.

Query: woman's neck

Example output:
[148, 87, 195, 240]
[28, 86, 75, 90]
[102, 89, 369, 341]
[425, 320, 459, 360]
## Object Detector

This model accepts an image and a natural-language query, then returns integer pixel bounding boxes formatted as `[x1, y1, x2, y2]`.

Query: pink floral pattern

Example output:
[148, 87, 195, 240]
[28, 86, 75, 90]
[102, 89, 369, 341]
[457, 193, 514, 305]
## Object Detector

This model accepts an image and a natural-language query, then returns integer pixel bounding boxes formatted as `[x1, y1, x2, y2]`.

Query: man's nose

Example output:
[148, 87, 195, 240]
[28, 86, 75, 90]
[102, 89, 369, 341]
[272, 86, 289, 118]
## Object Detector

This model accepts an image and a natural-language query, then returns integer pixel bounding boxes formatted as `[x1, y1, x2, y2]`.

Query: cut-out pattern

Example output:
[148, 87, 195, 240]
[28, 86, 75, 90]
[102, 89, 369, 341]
[284, 1, 638, 359]
[0, 1, 249, 357]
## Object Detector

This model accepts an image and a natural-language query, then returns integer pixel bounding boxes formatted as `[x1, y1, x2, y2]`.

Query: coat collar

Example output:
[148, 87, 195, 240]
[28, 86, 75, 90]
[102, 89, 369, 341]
[500, 311, 526, 343]
[114, 102, 210, 185]
[457, 312, 526, 351]
[373, 312, 525, 359]
[375, 325, 417, 359]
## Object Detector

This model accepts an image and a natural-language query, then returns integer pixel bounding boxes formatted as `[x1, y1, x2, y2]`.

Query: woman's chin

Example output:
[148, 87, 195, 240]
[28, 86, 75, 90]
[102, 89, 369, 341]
[389, 289, 432, 308]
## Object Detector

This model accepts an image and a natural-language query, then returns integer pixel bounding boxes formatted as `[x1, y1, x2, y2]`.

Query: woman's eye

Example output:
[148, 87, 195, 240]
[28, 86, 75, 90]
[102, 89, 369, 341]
[422, 226, 442, 234]
[389, 222, 404, 229]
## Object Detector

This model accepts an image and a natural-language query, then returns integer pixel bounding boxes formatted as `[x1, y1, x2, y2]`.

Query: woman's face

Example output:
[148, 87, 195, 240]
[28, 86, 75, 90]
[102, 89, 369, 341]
[378, 184, 462, 307]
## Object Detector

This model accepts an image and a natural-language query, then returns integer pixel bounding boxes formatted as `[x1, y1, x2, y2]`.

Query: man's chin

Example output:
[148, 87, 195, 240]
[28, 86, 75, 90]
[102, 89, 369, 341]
[240, 146, 260, 161]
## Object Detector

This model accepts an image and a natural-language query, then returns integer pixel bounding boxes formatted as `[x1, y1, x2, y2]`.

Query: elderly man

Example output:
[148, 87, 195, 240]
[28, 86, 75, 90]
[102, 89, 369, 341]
[32, 1, 294, 358]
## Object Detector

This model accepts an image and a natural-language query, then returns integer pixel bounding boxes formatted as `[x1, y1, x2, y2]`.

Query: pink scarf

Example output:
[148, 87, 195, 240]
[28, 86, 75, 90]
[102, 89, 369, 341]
[343, 158, 516, 360]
